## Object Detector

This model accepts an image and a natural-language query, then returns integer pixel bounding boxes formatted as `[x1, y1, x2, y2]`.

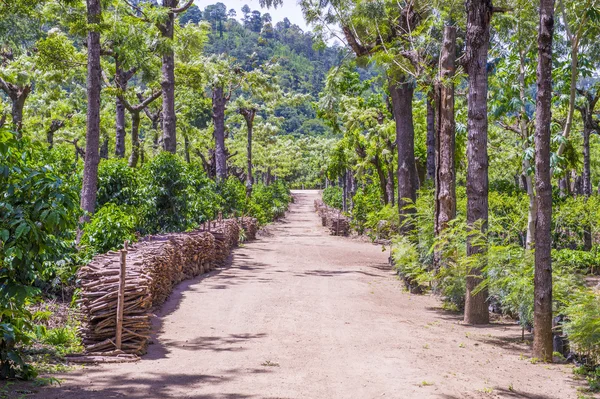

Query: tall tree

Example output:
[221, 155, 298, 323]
[464, 0, 493, 325]
[533, 0, 555, 363]
[157, 0, 194, 153]
[434, 25, 457, 268]
[80, 0, 103, 228]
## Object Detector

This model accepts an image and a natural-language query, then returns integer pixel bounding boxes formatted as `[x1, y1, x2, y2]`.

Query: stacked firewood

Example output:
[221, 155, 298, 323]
[240, 217, 259, 241]
[76, 218, 254, 358]
[314, 199, 351, 236]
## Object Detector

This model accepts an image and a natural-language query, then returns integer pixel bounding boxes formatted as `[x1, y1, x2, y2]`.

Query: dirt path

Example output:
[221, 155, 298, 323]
[29, 190, 586, 398]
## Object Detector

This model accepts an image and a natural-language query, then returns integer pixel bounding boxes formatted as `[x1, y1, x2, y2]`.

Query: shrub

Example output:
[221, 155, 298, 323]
[0, 129, 78, 380]
[391, 236, 429, 293]
[322, 186, 343, 209]
[96, 159, 139, 207]
[139, 152, 189, 233]
[248, 181, 291, 224]
[350, 185, 382, 233]
[218, 177, 246, 217]
[185, 164, 223, 225]
[80, 204, 137, 254]
[563, 290, 600, 366]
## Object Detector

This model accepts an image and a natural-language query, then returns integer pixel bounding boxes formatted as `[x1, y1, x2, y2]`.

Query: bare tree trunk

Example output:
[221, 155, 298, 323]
[115, 58, 127, 158]
[533, 0, 555, 363]
[434, 26, 457, 269]
[464, 0, 492, 325]
[583, 127, 593, 251]
[374, 154, 389, 205]
[240, 108, 256, 197]
[518, 45, 537, 250]
[388, 78, 418, 234]
[46, 119, 65, 150]
[128, 111, 141, 167]
[11, 89, 29, 137]
[387, 164, 395, 206]
[583, 128, 592, 197]
[160, 0, 177, 153]
[559, 174, 570, 198]
[213, 86, 227, 181]
[426, 91, 436, 182]
[80, 0, 102, 231]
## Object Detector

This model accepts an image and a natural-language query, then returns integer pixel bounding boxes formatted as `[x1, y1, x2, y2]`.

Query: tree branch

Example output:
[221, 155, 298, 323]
[172, 0, 194, 14]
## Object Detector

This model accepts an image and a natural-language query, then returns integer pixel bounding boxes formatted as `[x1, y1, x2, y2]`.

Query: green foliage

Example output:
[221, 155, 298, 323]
[391, 236, 429, 293]
[97, 159, 139, 208]
[564, 290, 600, 366]
[248, 181, 290, 224]
[322, 186, 342, 209]
[0, 129, 78, 380]
[218, 177, 247, 217]
[139, 152, 190, 234]
[350, 185, 382, 233]
[80, 204, 136, 254]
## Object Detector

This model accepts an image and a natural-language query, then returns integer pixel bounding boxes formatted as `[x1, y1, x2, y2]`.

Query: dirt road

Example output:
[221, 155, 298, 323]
[30, 190, 585, 398]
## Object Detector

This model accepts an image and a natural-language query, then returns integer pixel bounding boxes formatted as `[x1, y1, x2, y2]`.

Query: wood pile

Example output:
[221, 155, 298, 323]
[314, 199, 351, 236]
[240, 217, 259, 240]
[76, 218, 256, 358]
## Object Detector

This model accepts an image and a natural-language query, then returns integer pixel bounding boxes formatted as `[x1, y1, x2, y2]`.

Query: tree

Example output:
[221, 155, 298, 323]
[434, 25, 457, 269]
[205, 56, 245, 181]
[119, 91, 162, 167]
[80, 0, 103, 229]
[179, 4, 201, 25]
[156, 0, 194, 153]
[464, 0, 493, 325]
[533, 0, 555, 363]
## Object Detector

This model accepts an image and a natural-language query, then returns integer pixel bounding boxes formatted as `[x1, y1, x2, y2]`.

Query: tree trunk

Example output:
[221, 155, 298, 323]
[342, 170, 348, 212]
[533, 0, 555, 363]
[212, 86, 227, 181]
[128, 111, 141, 167]
[80, 0, 102, 230]
[434, 26, 457, 269]
[388, 78, 418, 234]
[115, 58, 127, 158]
[426, 91, 436, 182]
[160, 0, 177, 153]
[387, 163, 395, 206]
[184, 133, 191, 163]
[373, 154, 389, 205]
[559, 174, 570, 198]
[240, 108, 256, 197]
[464, 0, 492, 325]
[518, 45, 537, 250]
[11, 88, 29, 138]
[583, 127, 592, 251]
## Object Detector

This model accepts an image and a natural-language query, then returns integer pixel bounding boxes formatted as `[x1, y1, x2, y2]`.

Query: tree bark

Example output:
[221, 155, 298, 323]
[583, 127, 592, 251]
[426, 91, 436, 182]
[159, 0, 177, 153]
[80, 0, 102, 230]
[212, 86, 228, 181]
[434, 26, 457, 269]
[518, 45, 537, 250]
[373, 154, 389, 205]
[388, 78, 418, 234]
[464, 0, 492, 325]
[533, 0, 555, 363]
[240, 108, 256, 197]
[115, 58, 127, 158]
[11, 88, 29, 137]
[0, 79, 31, 138]
[128, 111, 141, 167]
[387, 163, 395, 206]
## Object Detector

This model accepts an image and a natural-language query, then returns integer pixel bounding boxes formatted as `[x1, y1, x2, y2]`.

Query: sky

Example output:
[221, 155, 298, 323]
[196, 0, 311, 32]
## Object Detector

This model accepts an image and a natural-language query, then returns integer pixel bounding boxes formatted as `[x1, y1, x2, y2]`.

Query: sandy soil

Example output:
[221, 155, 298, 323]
[16, 190, 589, 398]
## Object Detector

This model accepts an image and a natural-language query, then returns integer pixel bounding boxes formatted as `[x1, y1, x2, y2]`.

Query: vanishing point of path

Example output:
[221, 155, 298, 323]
[33, 191, 585, 399]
